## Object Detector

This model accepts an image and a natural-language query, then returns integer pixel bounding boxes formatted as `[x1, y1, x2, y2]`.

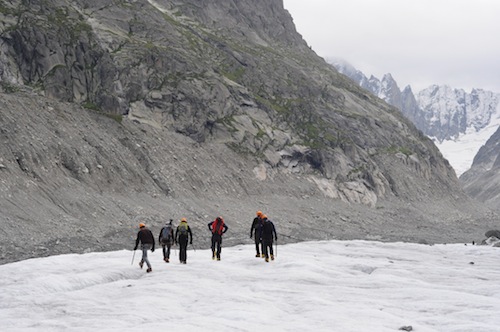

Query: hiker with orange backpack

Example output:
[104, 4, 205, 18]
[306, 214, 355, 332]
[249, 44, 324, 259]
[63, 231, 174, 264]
[133, 222, 155, 273]
[208, 216, 228, 260]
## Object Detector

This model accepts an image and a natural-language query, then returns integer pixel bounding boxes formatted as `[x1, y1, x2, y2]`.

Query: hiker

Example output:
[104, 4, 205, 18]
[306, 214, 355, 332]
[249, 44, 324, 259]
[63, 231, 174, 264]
[158, 219, 175, 263]
[175, 217, 193, 264]
[133, 222, 155, 273]
[208, 216, 228, 260]
[250, 211, 264, 257]
[260, 215, 277, 262]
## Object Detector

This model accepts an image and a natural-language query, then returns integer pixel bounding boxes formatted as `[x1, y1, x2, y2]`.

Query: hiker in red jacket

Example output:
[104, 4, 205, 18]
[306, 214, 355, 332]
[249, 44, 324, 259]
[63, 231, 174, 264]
[208, 216, 228, 261]
[134, 222, 155, 273]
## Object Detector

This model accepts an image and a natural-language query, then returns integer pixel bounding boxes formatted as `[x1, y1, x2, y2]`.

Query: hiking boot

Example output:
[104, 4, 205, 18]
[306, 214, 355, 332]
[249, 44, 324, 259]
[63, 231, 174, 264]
[255, 253, 260, 257]
[139, 261, 144, 269]
[271, 255, 274, 261]
[261, 254, 265, 258]
[217, 257, 221, 261]
[146, 268, 152, 273]
[265, 257, 269, 262]
[164, 258, 169, 263]
[212, 253, 216, 260]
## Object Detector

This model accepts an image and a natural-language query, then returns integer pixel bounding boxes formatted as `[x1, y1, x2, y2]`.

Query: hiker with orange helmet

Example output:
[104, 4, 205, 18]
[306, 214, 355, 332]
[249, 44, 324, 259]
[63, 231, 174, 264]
[208, 216, 228, 261]
[133, 222, 155, 273]
[175, 217, 193, 264]
[260, 214, 277, 262]
[250, 211, 264, 257]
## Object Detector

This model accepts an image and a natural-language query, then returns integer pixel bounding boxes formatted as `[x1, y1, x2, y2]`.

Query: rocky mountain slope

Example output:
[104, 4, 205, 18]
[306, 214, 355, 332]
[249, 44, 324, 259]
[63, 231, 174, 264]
[460, 126, 500, 208]
[0, 0, 496, 264]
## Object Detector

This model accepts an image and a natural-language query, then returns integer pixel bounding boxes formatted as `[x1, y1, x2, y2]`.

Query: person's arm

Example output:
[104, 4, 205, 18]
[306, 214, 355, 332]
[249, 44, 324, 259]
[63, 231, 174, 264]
[250, 219, 257, 238]
[272, 223, 277, 240]
[149, 230, 155, 251]
[174, 228, 179, 244]
[188, 226, 193, 244]
[134, 233, 140, 250]
[223, 224, 228, 234]
[158, 227, 163, 243]
[207, 221, 213, 232]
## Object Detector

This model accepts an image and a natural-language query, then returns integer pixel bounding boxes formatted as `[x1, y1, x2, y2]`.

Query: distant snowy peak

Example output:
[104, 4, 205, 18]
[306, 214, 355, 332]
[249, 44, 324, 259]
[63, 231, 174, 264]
[329, 58, 500, 177]
[417, 85, 500, 141]
[330, 58, 500, 142]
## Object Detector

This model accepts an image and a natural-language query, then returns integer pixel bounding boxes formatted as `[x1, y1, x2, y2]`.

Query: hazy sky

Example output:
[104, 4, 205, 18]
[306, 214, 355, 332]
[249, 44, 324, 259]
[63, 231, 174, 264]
[283, 0, 500, 93]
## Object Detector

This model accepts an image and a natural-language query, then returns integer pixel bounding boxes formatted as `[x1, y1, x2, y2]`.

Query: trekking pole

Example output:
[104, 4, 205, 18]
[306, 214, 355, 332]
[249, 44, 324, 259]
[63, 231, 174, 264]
[275, 237, 278, 258]
[131, 249, 136, 265]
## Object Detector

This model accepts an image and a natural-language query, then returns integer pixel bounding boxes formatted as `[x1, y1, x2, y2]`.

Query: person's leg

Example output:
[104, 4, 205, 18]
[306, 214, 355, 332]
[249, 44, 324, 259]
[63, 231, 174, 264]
[180, 240, 187, 263]
[254, 237, 260, 256]
[162, 244, 167, 259]
[216, 238, 222, 259]
[166, 242, 171, 261]
[211, 235, 216, 259]
[142, 244, 152, 269]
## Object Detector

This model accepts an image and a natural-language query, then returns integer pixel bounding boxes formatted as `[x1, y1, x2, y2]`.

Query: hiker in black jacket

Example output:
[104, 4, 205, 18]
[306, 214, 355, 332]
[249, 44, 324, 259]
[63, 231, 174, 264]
[260, 215, 277, 262]
[250, 211, 264, 257]
[134, 222, 155, 273]
[158, 219, 175, 263]
[208, 216, 228, 261]
[175, 218, 193, 264]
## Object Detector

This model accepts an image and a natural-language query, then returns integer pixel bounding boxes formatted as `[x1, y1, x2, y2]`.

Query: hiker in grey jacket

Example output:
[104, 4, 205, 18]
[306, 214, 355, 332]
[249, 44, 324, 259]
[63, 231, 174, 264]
[158, 219, 175, 263]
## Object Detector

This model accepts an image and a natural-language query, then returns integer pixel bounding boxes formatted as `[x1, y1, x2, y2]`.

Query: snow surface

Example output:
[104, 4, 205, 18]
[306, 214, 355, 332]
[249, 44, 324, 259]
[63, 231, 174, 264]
[435, 122, 500, 177]
[2, 240, 500, 331]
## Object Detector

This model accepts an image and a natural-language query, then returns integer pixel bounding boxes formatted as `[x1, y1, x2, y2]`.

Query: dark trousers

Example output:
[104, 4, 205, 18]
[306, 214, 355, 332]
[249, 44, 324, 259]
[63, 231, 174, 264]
[211, 234, 222, 258]
[254, 236, 261, 255]
[263, 239, 274, 258]
[179, 238, 188, 262]
[162, 241, 172, 259]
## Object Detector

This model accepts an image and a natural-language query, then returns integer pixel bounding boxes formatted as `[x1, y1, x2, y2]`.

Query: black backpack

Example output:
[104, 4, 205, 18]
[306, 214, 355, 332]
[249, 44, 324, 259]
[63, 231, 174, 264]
[161, 225, 172, 243]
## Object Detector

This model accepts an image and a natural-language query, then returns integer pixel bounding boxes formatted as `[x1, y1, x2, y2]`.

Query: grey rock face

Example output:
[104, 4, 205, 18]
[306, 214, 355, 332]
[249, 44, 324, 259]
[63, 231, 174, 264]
[460, 126, 500, 209]
[0, 0, 496, 264]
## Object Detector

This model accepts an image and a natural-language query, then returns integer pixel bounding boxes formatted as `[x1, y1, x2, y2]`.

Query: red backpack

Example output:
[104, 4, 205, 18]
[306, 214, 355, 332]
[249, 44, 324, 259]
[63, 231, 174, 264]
[212, 217, 225, 235]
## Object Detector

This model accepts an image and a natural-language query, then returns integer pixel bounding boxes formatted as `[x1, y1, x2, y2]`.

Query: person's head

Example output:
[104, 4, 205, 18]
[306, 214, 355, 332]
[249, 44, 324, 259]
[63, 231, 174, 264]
[256, 211, 263, 217]
[181, 217, 187, 223]
[139, 223, 146, 228]
[261, 214, 267, 220]
[169, 219, 173, 225]
[216, 216, 223, 222]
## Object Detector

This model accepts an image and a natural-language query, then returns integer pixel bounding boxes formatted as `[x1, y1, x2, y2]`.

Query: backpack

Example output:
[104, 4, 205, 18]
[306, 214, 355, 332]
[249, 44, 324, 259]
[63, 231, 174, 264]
[212, 217, 225, 235]
[178, 223, 188, 236]
[161, 225, 172, 243]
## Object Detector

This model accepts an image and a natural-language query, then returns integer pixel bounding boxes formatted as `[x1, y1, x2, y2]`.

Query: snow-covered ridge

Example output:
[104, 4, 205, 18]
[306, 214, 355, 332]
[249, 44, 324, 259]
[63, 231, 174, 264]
[330, 58, 500, 176]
